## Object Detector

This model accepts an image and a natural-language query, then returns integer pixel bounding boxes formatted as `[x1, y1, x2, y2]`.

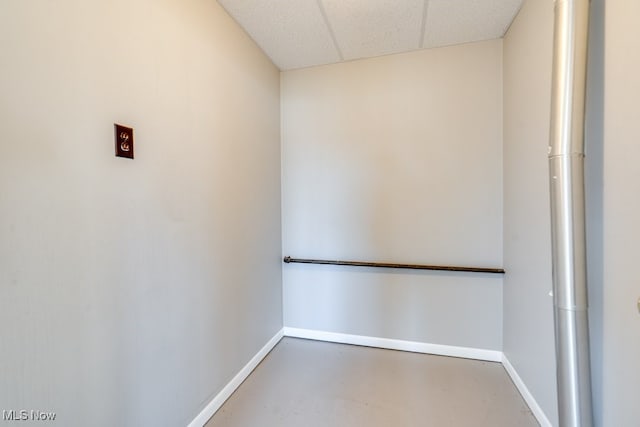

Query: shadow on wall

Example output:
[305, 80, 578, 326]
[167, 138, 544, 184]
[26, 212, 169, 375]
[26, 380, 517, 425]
[584, 0, 604, 425]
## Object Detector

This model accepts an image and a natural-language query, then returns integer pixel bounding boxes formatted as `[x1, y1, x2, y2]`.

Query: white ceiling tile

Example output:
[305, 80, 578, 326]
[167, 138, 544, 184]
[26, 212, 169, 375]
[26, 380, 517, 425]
[217, 0, 340, 70]
[321, 0, 426, 61]
[218, 0, 524, 70]
[423, 0, 523, 49]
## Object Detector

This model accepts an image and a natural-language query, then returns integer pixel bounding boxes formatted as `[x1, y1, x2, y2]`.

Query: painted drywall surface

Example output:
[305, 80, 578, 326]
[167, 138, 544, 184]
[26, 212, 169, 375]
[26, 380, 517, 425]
[584, 0, 604, 424]
[602, 0, 640, 424]
[502, 0, 558, 424]
[0, 1, 281, 426]
[281, 40, 504, 350]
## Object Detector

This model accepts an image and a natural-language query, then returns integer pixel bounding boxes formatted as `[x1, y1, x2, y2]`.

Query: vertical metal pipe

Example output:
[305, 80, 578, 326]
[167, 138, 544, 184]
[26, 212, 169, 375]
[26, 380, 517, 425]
[548, 0, 593, 426]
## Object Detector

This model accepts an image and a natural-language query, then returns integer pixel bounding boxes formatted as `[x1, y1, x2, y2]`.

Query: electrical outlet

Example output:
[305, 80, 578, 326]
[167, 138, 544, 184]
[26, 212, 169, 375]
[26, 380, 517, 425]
[115, 124, 134, 159]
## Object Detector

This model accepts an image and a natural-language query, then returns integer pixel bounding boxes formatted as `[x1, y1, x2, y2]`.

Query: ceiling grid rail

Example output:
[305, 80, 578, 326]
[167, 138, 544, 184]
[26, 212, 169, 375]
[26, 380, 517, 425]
[316, 0, 345, 61]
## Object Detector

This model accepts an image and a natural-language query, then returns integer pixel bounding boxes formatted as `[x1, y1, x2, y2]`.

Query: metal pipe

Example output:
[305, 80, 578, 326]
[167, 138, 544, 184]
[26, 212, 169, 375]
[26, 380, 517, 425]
[548, 0, 593, 426]
[283, 256, 505, 274]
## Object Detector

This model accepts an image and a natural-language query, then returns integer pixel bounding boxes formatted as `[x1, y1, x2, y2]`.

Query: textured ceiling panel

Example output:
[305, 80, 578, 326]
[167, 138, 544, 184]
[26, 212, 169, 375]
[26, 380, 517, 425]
[423, 0, 523, 49]
[217, 0, 340, 70]
[217, 0, 524, 70]
[321, 0, 425, 61]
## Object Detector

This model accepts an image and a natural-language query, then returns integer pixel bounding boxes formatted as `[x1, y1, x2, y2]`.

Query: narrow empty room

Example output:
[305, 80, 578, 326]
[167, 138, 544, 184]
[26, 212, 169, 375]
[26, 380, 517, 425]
[1, 1, 638, 427]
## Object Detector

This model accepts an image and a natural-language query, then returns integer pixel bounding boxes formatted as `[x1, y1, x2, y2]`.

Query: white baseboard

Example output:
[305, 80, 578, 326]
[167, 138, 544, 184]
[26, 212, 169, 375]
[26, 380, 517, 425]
[283, 327, 502, 362]
[187, 329, 284, 427]
[287, 327, 552, 426]
[502, 354, 553, 427]
[187, 327, 550, 427]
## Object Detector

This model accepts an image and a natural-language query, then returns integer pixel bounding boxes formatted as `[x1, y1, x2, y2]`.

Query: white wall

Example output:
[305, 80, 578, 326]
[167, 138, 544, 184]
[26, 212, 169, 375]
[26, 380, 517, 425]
[502, 0, 558, 424]
[601, 0, 640, 424]
[0, 1, 282, 426]
[504, 1, 640, 426]
[281, 40, 504, 350]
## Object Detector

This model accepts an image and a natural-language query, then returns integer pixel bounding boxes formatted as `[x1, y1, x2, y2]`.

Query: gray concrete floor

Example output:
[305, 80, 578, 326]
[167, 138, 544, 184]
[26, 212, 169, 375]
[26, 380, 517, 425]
[206, 337, 538, 427]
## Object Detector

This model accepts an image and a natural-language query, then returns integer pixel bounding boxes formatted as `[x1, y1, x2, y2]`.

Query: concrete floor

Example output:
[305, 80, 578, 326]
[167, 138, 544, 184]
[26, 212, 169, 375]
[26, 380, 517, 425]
[206, 337, 538, 427]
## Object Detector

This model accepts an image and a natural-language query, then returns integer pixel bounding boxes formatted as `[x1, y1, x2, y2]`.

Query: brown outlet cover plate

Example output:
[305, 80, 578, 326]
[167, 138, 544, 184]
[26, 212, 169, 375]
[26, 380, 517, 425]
[115, 124, 134, 159]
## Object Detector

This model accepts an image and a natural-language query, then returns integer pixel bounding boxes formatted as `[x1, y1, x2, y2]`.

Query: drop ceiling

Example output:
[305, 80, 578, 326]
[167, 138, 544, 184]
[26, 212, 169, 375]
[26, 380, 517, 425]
[217, 0, 524, 70]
